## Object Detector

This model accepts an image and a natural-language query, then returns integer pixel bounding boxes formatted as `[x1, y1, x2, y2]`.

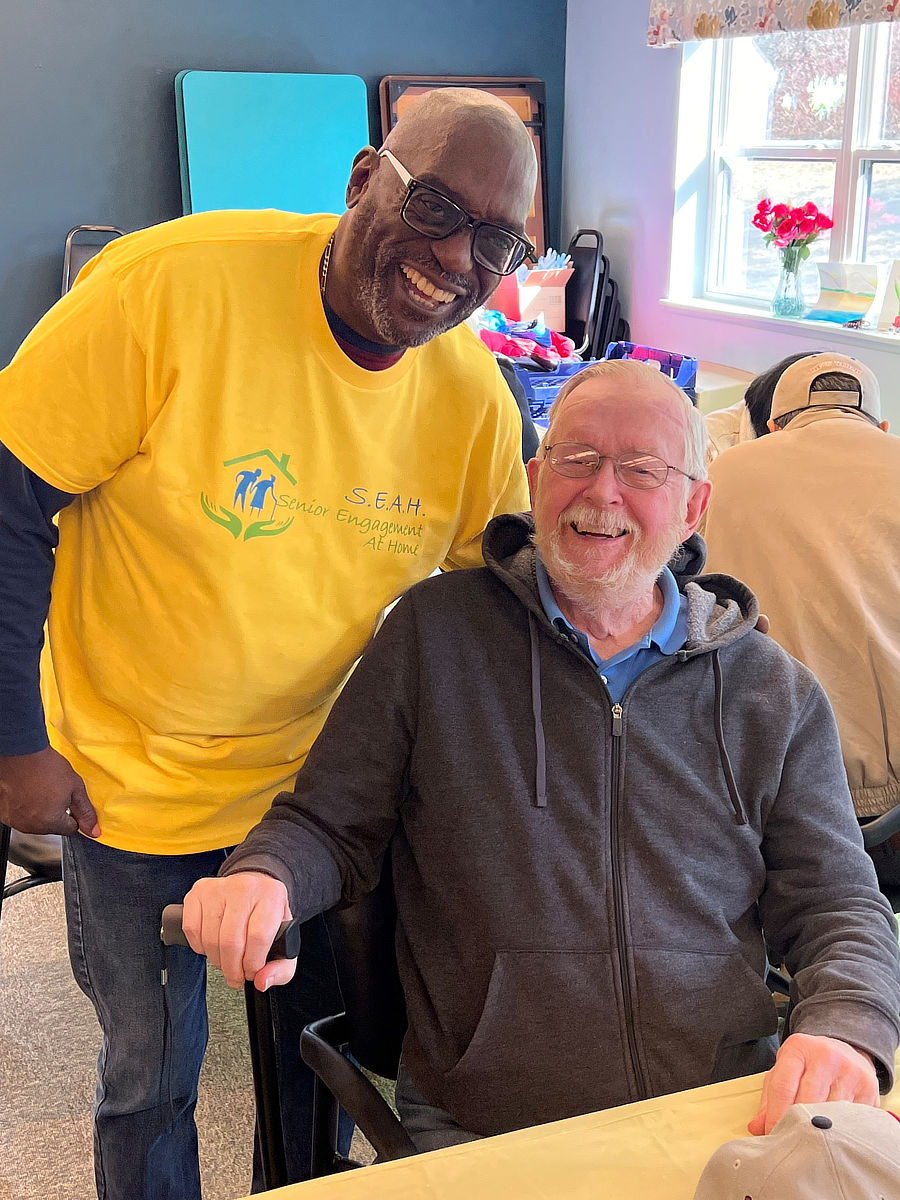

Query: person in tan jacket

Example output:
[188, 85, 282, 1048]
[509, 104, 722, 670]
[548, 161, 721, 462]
[703, 351, 816, 462]
[702, 353, 900, 883]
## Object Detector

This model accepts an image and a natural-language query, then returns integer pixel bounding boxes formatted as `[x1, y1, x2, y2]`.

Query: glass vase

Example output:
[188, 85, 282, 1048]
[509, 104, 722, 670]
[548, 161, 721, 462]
[771, 247, 806, 319]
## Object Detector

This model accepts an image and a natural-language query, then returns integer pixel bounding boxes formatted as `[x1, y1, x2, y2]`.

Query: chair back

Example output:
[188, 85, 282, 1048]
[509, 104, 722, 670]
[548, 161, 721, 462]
[62, 225, 125, 296]
[860, 808, 900, 913]
[564, 229, 603, 355]
[0, 824, 63, 925]
[7, 830, 64, 880]
[323, 856, 407, 1080]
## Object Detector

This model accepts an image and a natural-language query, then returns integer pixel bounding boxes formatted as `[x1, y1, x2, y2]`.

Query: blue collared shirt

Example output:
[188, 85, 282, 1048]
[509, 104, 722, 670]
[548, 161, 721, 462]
[535, 557, 688, 703]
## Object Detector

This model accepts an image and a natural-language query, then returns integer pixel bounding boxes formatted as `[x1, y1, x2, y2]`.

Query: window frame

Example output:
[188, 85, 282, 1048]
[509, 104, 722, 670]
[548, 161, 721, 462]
[675, 24, 900, 310]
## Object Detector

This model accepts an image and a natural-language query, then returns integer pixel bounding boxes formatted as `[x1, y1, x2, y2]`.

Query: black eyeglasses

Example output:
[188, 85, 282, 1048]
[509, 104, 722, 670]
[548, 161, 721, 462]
[543, 443, 698, 490]
[378, 148, 536, 276]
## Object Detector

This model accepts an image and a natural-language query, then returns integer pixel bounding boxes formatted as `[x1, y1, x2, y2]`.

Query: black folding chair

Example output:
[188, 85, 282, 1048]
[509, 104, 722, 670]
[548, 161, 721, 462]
[160, 883, 413, 1189]
[0, 824, 63, 929]
[593, 265, 622, 360]
[61, 225, 125, 296]
[301, 861, 414, 1175]
[860, 806, 900, 913]
[563, 229, 603, 357]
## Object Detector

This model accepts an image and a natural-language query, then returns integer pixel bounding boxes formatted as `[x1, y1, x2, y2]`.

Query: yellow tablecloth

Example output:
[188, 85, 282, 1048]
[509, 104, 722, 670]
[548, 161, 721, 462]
[251, 1052, 900, 1199]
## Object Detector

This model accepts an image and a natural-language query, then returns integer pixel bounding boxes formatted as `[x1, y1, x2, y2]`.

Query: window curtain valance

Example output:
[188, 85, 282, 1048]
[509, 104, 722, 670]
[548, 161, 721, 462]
[648, 2, 899, 46]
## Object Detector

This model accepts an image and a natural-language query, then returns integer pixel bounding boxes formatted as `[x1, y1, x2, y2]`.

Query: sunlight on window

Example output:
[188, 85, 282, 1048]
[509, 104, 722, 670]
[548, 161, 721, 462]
[671, 24, 900, 310]
[724, 30, 849, 145]
[862, 164, 900, 263]
[877, 23, 900, 142]
[670, 42, 716, 300]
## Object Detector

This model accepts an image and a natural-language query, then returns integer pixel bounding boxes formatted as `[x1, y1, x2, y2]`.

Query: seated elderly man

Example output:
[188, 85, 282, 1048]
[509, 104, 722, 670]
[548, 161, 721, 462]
[184, 359, 900, 1150]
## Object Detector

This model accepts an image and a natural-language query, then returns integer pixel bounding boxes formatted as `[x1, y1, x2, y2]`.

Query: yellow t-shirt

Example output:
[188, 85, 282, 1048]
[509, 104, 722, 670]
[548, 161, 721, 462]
[0, 210, 528, 853]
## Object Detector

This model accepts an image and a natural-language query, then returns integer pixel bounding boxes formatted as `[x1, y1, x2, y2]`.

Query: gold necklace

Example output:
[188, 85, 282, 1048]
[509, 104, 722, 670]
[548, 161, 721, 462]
[320, 234, 334, 297]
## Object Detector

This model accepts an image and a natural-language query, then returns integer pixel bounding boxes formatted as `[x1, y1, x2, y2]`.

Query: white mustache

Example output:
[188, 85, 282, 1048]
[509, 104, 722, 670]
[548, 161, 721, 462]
[559, 503, 640, 539]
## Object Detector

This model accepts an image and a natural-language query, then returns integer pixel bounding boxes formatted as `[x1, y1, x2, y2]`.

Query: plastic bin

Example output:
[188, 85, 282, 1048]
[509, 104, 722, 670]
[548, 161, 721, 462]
[604, 341, 698, 404]
[510, 339, 699, 429]
[511, 359, 598, 425]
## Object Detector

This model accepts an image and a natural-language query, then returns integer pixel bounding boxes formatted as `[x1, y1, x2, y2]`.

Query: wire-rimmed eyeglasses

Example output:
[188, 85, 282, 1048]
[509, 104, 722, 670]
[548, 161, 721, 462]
[378, 148, 536, 276]
[543, 443, 698, 490]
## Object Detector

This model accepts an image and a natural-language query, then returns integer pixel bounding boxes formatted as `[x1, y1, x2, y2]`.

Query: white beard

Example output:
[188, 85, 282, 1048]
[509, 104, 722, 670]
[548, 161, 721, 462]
[534, 498, 687, 615]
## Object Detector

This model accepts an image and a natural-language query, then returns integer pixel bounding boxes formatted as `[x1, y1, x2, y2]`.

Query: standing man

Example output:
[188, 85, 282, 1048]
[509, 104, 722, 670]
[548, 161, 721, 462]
[701, 354, 900, 879]
[0, 87, 537, 1197]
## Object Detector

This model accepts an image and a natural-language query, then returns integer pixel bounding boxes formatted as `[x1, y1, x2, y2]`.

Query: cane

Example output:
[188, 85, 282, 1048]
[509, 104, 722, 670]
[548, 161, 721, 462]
[160, 903, 302, 1191]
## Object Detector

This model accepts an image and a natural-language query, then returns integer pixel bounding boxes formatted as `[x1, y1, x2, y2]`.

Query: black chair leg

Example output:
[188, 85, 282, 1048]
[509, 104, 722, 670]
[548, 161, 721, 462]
[310, 1068, 342, 1176]
[3, 876, 54, 900]
[0, 823, 11, 926]
[244, 981, 288, 1191]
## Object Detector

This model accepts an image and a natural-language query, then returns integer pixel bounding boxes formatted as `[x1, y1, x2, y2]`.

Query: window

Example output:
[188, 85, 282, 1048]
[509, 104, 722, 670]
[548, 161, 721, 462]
[670, 24, 900, 308]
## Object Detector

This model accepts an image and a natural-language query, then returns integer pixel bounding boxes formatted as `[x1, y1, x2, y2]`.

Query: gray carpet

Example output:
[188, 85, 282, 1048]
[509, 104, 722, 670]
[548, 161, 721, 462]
[1, 864, 256, 1200]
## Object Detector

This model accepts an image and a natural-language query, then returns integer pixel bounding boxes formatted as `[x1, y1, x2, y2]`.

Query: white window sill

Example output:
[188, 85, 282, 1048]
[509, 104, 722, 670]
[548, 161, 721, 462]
[661, 297, 900, 352]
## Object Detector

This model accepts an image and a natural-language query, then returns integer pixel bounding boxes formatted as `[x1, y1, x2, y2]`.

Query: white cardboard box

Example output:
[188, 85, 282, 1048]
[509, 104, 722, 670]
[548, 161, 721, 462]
[517, 267, 574, 332]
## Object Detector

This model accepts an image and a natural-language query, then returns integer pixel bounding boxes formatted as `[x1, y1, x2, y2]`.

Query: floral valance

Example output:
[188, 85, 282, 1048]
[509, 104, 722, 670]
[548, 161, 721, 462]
[648, 1, 899, 46]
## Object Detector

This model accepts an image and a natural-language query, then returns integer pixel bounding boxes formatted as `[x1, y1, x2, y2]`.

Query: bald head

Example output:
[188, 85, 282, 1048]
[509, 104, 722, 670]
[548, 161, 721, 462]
[384, 87, 537, 209]
[329, 85, 539, 349]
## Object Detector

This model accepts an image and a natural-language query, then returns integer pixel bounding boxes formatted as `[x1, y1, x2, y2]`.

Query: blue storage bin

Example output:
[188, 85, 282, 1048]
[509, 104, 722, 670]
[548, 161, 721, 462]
[512, 359, 599, 422]
[509, 339, 698, 430]
[603, 341, 698, 404]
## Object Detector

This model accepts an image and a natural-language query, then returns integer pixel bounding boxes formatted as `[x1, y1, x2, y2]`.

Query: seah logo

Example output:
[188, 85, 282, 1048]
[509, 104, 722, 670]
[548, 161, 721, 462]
[200, 449, 296, 541]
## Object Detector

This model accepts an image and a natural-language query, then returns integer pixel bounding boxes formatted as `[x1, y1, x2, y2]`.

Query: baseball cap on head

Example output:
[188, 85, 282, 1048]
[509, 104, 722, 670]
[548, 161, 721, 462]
[769, 353, 881, 424]
[692, 1101, 900, 1200]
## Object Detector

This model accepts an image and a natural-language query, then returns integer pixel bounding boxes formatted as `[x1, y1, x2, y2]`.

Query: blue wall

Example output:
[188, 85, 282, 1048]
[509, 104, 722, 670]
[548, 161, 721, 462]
[0, 0, 567, 367]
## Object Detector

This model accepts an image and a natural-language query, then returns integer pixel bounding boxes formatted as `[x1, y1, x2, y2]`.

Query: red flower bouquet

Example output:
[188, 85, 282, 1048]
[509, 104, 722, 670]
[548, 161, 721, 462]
[752, 198, 834, 318]
[752, 199, 834, 261]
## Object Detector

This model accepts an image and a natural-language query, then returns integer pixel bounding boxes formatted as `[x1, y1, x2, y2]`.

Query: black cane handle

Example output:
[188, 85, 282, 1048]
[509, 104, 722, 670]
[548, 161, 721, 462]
[160, 903, 302, 960]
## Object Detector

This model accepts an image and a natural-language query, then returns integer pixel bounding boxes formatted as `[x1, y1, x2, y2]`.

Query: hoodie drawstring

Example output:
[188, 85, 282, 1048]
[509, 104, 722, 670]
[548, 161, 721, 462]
[528, 613, 548, 808]
[527, 610, 744, 821]
[712, 649, 748, 825]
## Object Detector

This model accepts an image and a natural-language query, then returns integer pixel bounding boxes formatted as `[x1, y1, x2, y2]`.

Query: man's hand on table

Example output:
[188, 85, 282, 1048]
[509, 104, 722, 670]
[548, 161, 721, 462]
[182, 872, 295, 991]
[749, 1032, 880, 1135]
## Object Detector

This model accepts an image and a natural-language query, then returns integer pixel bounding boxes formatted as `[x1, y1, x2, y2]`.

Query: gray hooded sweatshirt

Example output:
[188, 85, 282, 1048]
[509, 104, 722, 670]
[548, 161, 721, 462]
[224, 514, 900, 1136]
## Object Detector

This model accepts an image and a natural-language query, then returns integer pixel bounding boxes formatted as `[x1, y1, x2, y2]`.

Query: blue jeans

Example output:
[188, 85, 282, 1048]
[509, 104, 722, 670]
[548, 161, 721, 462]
[63, 833, 349, 1199]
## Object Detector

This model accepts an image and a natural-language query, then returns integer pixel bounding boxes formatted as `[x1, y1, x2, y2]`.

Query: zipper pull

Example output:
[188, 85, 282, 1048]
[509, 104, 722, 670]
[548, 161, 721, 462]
[611, 703, 623, 736]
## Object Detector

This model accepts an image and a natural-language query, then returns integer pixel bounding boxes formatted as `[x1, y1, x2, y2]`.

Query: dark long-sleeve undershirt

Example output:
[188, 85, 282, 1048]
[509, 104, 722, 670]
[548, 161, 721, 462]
[0, 441, 75, 755]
